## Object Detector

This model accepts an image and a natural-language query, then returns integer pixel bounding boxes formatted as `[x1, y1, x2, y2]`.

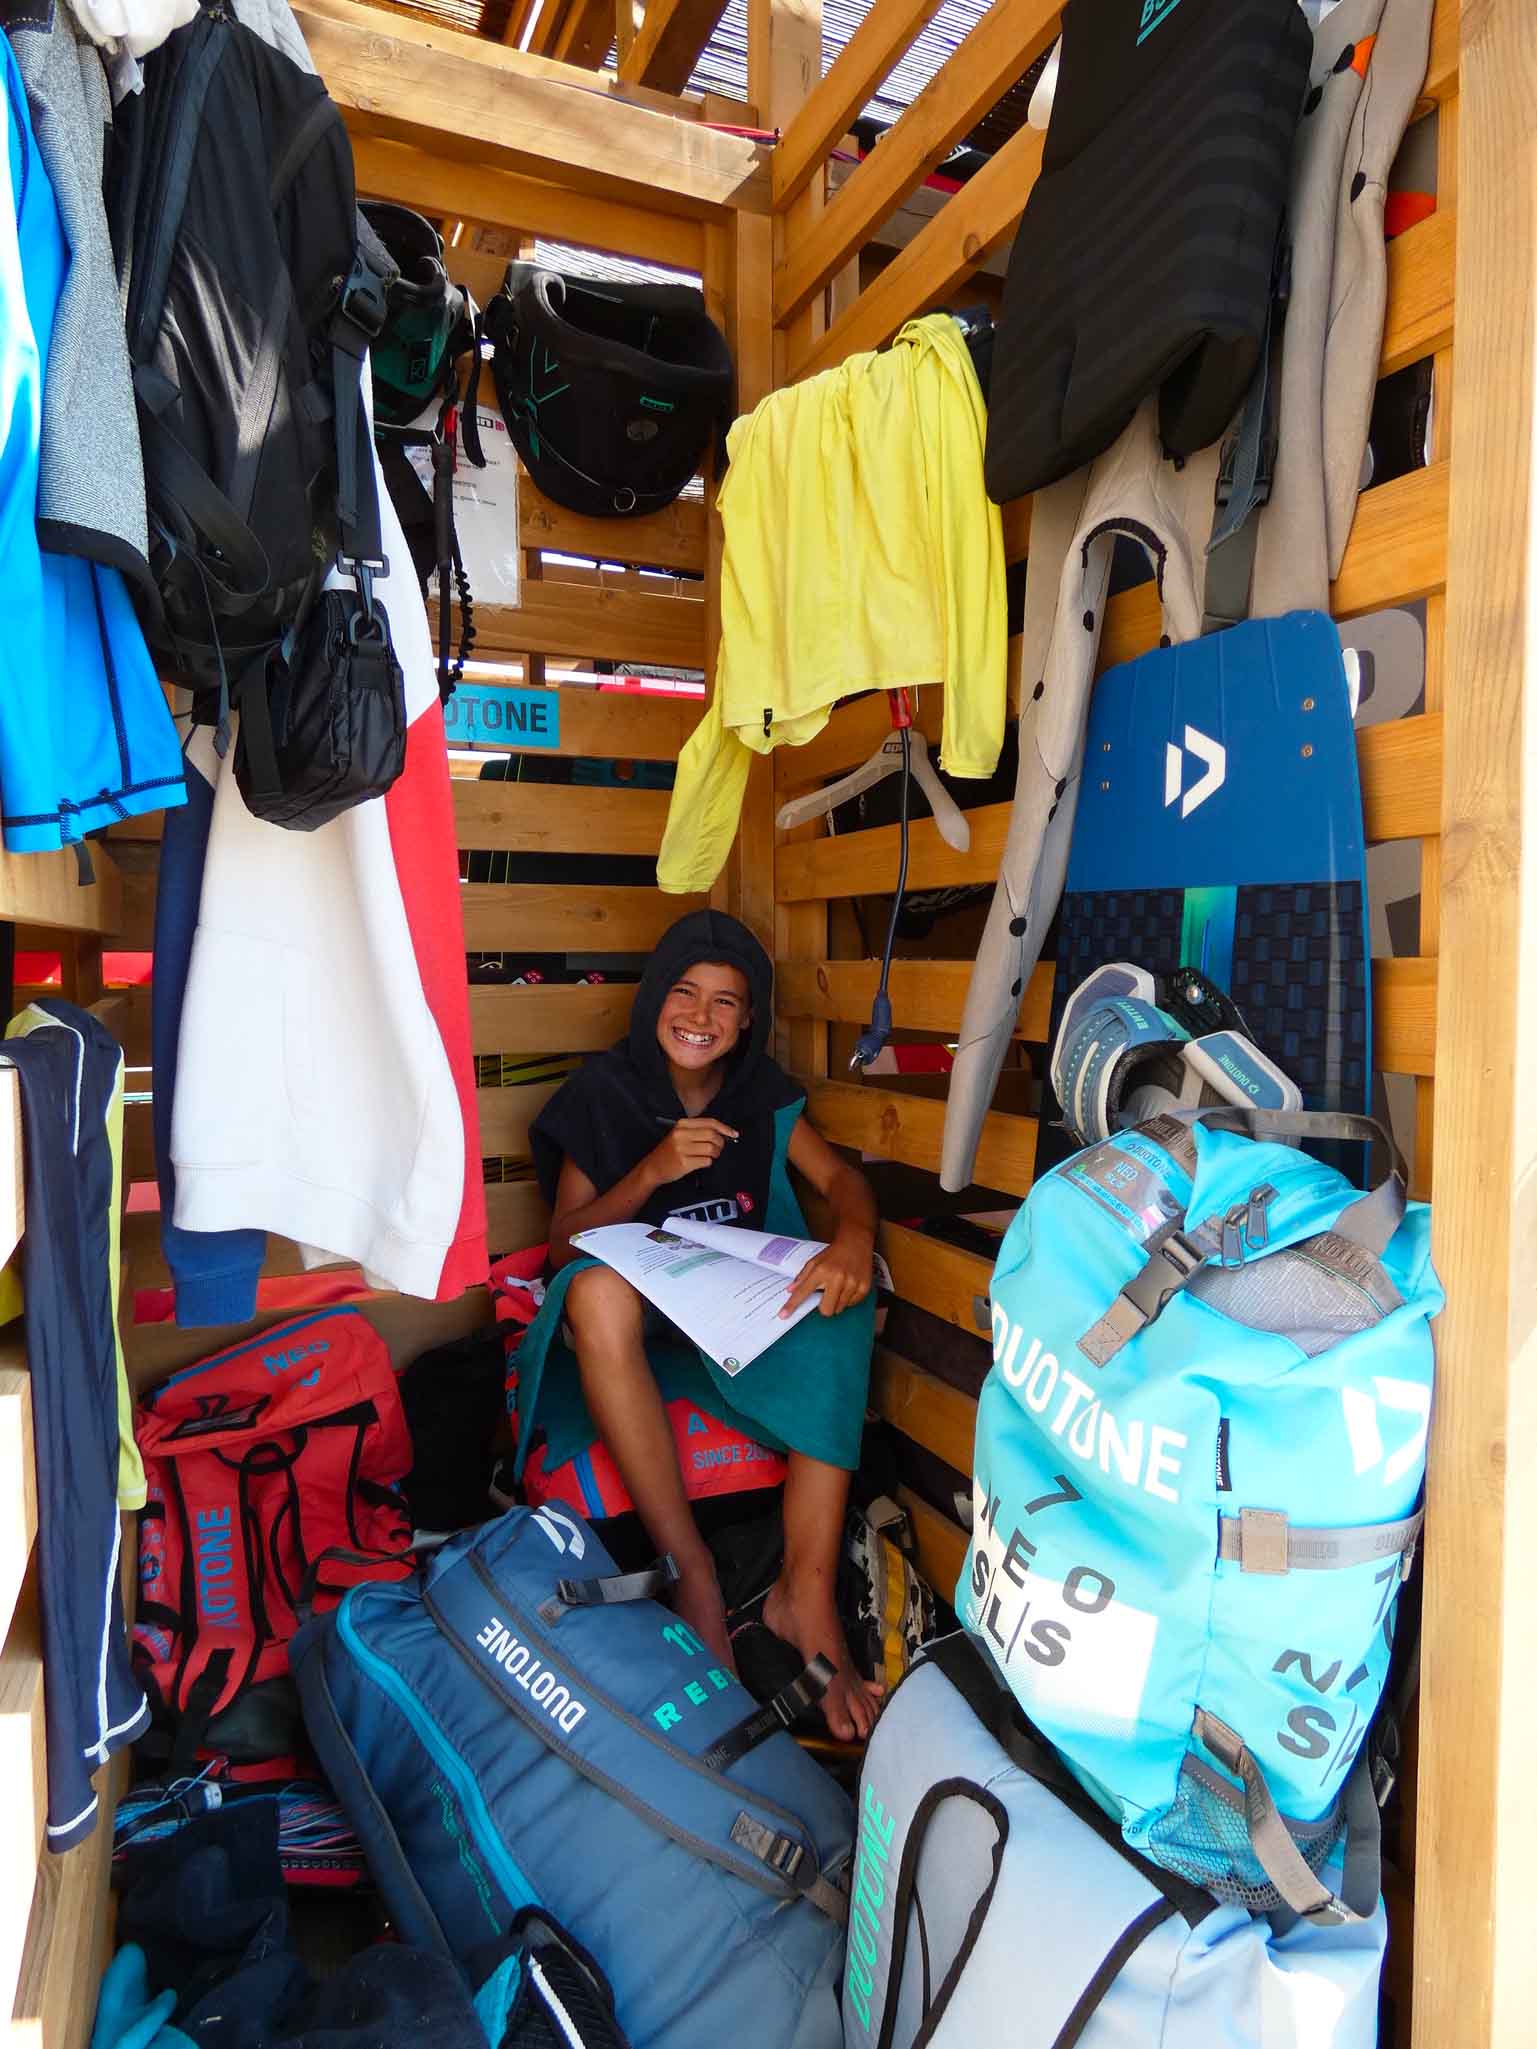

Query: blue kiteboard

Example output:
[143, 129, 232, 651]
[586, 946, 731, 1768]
[1043, 609, 1371, 1170]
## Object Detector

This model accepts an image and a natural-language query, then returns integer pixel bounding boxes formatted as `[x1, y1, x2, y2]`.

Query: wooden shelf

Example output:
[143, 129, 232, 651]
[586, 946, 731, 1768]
[9, 1757, 124, 2049]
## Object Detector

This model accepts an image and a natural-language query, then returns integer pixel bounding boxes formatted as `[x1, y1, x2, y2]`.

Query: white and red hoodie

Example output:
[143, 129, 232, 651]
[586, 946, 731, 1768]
[152, 403, 488, 1323]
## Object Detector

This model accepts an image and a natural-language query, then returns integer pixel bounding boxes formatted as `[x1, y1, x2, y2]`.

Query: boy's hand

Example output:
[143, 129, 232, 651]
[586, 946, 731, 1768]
[648, 1118, 739, 1185]
[781, 1234, 875, 1319]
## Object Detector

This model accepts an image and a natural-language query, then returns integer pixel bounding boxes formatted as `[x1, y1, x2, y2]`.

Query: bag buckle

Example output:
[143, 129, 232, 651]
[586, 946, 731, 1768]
[340, 256, 390, 342]
[338, 554, 390, 620]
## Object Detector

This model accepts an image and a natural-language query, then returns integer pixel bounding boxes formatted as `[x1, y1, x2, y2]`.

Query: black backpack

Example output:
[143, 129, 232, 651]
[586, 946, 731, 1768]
[483, 263, 734, 518]
[110, 1, 407, 827]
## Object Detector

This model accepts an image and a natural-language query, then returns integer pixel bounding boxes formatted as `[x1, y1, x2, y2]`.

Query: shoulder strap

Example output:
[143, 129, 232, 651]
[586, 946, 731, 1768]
[1202, 227, 1292, 635]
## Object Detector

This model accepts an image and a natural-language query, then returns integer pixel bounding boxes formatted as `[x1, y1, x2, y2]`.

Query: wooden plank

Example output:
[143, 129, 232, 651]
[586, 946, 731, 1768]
[461, 883, 703, 951]
[879, 1220, 995, 1335]
[1381, 208, 1457, 378]
[296, 0, 772, 220]
[9, 1753, 123, 2049]
[772, 0, 1059, 327]
[620, 0, 732, 93]
[1098, 463, 1450, 671]
[475, 584, 706, 669]
[0, 1364, 36, 1665]
[344, 0, 704, 114]
[114, 871, 155, 955]
[871, 1348, 978, 1475]
[897, 1484, 967, 1596]
[520, 477, 708, 574]
[351, 135, 704, 271]
[795, 118, 1044, 380]
[454, 779, 670, 855]
[809, 1079, 1037, 1195]
[455, 685, 699, 762]
[779, 957, 1053, 1042]
[781, 955, 1437, 1074]
[485, 1177, 551, 1256]
[123, 1285, 496, 1392]
[1423, 0, 1458, 103]
[1413, 3, 1537, 2040]
[469, 981, 636, 1054]
[772, 0, 946, 212]
[0, 846, 122, 939]
[1360, 711, 1445, 843]
[552, 0, 618, 68]
[477, 1082, 560, 1157]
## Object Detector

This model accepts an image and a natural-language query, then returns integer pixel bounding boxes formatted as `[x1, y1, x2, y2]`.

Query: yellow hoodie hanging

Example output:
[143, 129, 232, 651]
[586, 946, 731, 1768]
[656, 313, 1007, 894]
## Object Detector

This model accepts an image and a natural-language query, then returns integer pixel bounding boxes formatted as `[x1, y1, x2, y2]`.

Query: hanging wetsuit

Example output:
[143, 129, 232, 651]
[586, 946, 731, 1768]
[520, 911, 873, 1477]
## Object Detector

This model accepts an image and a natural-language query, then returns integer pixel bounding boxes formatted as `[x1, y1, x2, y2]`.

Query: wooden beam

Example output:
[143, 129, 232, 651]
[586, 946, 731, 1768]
[809, 1079, 1037, 1195]
[778, 957, 1053, 1043]
[871, 1348, 978, 1473]
[475, 583, 706, 669]
[477, 1082, 561, 1157]
[297, 0, 771, 220]
[1381, 208, 1457, 378]
[772, 0, 1058, 327]
[0, 1361, 36, 1661]
[1414, 2, 1537, 2040]
[469, 981, 636, 1054]
[351, 136, 704, 271]
[479, 581, 709, 667]
[795, 118, 1043, 379]
[454, 685, 700, 762]
[772, 0, 945, 211]
[897, 1484, 968, 1596]
[484, 1178, 552, 1256]
[1097, 462, 1449, 670]
[879, 1220, 994, 1334]
[461, 883, 703, 951]
[454, 778, 670, 855]
[520, 476, 708, 573]
[327, 0, 696, 115]
[0, 845, 122, 938]
[553, 0, 618, 68]
[1423, 0, 1459, 104]
[776, 709, 1439, 898]
[620, 0, 732, 94]
[780, 955, 1437, 1075]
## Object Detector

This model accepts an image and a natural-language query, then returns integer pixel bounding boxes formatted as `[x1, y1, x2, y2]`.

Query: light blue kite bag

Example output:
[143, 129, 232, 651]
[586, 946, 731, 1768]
[960, 1108, 1442, 1924]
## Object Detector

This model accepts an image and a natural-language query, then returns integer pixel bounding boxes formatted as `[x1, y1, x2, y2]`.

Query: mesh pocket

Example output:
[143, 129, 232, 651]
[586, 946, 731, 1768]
[1144, 1754, 1342, 1911]
[1190, 1240, 1396, 1357]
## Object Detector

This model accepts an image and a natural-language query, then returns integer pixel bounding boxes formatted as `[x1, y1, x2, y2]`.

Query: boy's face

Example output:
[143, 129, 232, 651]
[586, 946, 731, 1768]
[657, 960, 752, 1074]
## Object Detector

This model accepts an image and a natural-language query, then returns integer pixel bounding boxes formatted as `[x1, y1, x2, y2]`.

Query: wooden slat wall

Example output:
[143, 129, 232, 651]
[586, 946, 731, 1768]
[751, 8, 1483, 2048]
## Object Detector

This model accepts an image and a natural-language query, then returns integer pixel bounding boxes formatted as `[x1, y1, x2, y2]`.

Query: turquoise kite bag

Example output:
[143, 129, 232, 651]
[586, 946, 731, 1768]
[961, 1107, 1441, 1924]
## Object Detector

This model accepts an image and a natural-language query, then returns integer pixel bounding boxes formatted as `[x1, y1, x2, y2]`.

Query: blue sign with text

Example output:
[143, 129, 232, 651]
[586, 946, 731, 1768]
[444, 685, 561, 750]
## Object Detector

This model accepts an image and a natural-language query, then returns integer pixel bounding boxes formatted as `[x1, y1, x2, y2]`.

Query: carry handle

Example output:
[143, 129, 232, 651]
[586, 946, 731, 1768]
[1193, 1710, 1380, 1927]
[537, 1556, 680, 1624]
[1173, 1106, 1407, 1255]
[296, 1542, 417, 1626]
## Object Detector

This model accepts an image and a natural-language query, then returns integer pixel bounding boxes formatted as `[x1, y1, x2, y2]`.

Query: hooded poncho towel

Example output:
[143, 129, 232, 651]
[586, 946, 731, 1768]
[519, 911, 874, 1475]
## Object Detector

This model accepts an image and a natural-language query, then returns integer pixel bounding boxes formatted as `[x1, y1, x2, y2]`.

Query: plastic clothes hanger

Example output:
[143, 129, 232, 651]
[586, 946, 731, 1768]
[775, 725, 971, 850]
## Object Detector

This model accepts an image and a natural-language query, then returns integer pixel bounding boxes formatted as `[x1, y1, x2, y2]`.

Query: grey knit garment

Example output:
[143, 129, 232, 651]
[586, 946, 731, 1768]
[5, 0, 150, 588]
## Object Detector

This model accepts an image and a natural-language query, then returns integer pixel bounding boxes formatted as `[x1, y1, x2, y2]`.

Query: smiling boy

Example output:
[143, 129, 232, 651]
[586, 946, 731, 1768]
[524, 910, 882, 1740]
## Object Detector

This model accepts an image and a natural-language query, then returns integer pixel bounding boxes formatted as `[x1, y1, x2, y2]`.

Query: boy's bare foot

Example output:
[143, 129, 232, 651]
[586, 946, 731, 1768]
[672, 1554, 736, 1671]
[762, 1573, 882, 1741]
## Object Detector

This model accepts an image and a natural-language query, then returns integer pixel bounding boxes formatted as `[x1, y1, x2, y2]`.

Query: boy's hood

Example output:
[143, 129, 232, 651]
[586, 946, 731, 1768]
[625, 909, 778, 1120]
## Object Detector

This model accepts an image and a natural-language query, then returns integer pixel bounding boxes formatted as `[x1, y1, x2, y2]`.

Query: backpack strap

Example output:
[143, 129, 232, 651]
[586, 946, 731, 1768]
[699, 1657, 835, 1772]
[1193, 1709, 1380, 1926]
[1202, 225, 1292, 635]
[536, 1557, 680, 1623]
[330, 250, 392, 613]
[1216, 1504, 1423, 1575]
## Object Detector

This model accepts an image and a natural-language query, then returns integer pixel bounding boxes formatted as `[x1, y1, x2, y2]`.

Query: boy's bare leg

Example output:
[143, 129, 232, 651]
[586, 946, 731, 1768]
[763, 1453, 882, 1741]
[564, 1266, 734, 1667]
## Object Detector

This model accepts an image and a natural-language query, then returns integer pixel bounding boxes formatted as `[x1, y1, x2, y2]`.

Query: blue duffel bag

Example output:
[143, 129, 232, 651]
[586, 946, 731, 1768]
[292, 1505, 853, 2049]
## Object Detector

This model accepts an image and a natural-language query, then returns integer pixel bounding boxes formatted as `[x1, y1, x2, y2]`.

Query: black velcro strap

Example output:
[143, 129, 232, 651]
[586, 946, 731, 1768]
[538, 1556, 680, 1624]
[700, 1655, 835, 1772]
[167, 1647, 234, 1780]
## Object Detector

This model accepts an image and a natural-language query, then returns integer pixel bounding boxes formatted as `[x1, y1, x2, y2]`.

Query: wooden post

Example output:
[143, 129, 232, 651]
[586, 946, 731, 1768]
[1414, 6, 1537, 2043]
